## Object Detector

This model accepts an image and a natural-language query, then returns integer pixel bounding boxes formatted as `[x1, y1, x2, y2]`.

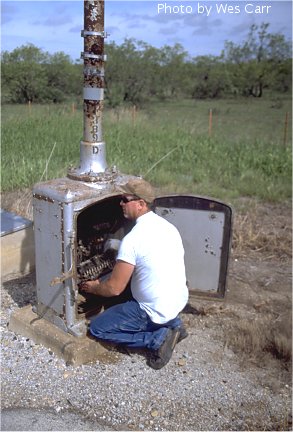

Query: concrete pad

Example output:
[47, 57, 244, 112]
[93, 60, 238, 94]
[9, 305, 108, 366]
[1, 210, 35, 279]
[1, 408, 115, 431]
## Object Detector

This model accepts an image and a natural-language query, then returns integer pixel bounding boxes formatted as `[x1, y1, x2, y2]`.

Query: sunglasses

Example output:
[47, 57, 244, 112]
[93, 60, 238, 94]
[120, 195, 140, 204]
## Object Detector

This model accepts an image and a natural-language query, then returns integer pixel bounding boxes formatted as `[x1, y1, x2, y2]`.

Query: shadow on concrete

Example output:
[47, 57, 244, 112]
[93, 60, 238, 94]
[20, 226, 35, 275]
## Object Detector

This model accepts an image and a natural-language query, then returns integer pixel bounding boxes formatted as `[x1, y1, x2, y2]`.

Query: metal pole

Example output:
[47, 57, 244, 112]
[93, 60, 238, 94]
[83, 0, 105, 144]
[69, 0, 112, 182]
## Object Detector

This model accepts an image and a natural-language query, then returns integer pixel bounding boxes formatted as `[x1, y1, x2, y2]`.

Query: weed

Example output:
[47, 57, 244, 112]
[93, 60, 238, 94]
[232, 200, 292, 260]
[225, 313, 292, 365]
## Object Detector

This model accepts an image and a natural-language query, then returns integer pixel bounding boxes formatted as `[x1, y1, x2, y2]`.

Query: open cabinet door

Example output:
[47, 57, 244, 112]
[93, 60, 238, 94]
[153, 195, 233, 299]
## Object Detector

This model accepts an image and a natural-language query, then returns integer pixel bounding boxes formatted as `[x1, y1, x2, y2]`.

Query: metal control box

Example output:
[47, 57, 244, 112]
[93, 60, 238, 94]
[33, 177, 232, 337]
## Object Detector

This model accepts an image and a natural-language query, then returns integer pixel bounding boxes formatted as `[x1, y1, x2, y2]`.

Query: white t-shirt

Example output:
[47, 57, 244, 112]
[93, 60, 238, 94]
[117, 211, 188, 324]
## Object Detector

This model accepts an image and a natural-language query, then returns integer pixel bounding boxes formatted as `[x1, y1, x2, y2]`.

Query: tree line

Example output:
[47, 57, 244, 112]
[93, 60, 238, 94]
[1, 23, 291, 107]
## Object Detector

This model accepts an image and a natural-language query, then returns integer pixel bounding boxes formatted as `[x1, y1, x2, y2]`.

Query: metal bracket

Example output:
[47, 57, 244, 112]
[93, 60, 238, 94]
[50, 265, 73, 286]
[83, 87, 104, 101]
[67, 321, 87, 337]
[84, 67, 104, 77]
[81, 52, 107, 61]
[81, 30, 109, 38]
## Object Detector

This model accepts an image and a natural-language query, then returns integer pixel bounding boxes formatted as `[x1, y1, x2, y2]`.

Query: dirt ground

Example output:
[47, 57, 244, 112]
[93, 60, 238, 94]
[1, 190, 292, 429]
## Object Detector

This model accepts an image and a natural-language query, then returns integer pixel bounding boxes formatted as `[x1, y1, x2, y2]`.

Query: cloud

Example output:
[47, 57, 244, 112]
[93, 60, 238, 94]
[113, 6, 224, 42]
[1, 0, 291, 61]
[159, 26, 179, 35]
[128, 20, 147, 29]
[33, 14, 73, 27]
[1, 2, 17, 14]
[1, 2, 17, 25]
[106, 26, 122, 36]
[228, 21, 252, 39]
[193, 18, 222, 34]
[30, 3, 75, 27]
[111, 9, 181, 25]
[149, 12, 185, 23]
[46, 15, 72, 26]
[69, 25, 82, 33]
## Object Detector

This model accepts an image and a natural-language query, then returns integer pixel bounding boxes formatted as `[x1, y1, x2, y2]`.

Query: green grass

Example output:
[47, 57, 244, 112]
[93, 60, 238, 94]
[1, 97, 292, 203]
[1, 104, 82, 189]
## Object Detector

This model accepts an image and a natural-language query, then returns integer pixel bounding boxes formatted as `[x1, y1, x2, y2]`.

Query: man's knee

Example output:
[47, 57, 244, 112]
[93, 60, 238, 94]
[89, 315, 106, 339]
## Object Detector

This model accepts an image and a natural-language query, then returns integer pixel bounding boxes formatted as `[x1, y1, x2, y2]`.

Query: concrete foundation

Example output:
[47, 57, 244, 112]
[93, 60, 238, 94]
[1, 210, 35, 279]
[9, 305, 109, 366]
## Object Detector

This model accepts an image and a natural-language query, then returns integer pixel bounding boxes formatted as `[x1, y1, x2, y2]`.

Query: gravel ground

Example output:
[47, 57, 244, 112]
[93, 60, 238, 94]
[1, 272, 292, 431]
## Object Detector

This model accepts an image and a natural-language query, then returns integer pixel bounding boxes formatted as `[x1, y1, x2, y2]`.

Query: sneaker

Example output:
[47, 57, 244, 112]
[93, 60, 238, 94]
[177, 325, 188, 343]
[147, 328, 180, 370]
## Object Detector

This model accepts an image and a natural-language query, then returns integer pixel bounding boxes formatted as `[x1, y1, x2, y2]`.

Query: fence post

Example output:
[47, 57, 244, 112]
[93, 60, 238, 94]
[132, 105, 137, 125]
[208, 108, 213, 137]
[283, 111, 289, 147]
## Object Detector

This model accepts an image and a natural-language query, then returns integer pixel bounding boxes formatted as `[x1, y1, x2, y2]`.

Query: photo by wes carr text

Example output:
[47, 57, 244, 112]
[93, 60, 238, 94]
[157, 3, 272, 16]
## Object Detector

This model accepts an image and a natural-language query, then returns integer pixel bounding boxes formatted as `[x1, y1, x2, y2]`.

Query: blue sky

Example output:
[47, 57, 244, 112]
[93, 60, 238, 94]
[1, 1, 292, 61]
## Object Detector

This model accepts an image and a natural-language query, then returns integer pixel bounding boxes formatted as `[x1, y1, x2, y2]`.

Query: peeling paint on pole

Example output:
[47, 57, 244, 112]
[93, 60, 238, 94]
[68, 0, 114, 182]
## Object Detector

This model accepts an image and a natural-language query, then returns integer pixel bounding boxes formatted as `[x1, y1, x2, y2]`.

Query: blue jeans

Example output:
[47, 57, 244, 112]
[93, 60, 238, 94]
[89, 300, 182, 351]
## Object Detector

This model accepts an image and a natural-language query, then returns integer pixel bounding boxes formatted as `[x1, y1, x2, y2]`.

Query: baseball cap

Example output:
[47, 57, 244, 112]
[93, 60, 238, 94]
[118, 178, 156, 204]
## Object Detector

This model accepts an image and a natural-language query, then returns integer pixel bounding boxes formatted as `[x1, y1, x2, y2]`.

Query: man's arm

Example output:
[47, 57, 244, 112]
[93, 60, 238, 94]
[80, 260, 134, 297]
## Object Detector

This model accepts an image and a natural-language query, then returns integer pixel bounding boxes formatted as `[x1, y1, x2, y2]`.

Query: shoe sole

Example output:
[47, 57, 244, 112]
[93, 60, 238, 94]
[147, 328, 180, 370]
[178, 331, 188, 344]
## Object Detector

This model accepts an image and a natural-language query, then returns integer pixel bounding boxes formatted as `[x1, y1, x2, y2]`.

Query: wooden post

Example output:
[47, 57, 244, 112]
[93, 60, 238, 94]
[208, 108, 213, 137]
[72, 102, 76, 114]
[132, 105, 137, 125]
[283, 111, 289, 147]
[28, 100, 32, 115]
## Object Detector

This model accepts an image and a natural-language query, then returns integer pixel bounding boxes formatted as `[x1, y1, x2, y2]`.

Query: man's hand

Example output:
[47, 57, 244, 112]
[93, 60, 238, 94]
[80, 279, 100, 295]
[79, 260, 134, 298]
